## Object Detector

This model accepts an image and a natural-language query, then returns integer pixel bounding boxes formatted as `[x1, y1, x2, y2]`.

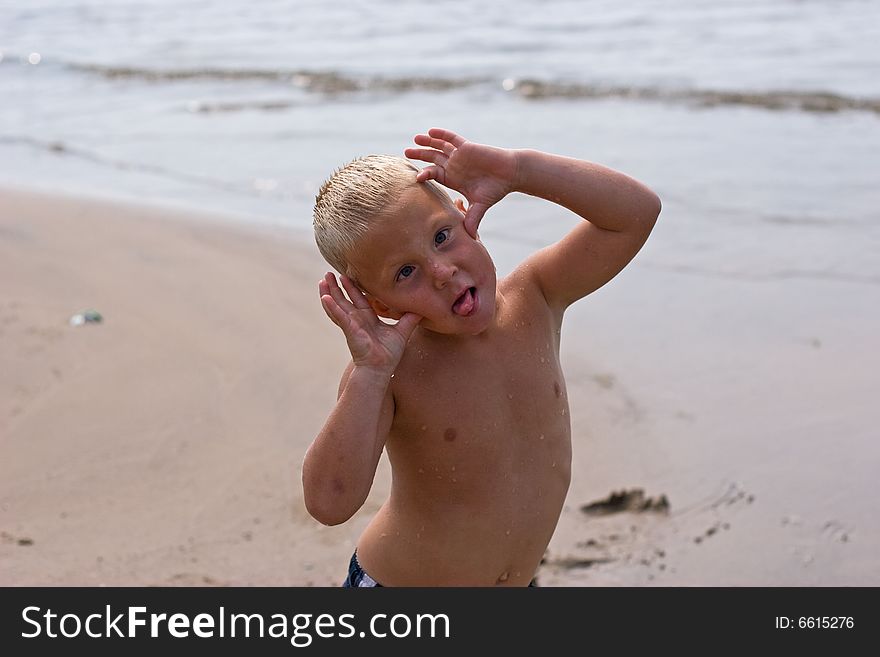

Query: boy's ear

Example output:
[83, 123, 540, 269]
[365, 293, 403, 321]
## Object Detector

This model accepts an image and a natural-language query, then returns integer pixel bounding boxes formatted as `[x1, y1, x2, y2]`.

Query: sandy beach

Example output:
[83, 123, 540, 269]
[1, 186, 877, 587]
[0, 187, 359, 585]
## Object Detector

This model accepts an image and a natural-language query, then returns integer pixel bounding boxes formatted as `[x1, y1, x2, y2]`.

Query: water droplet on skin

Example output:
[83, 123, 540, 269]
[561, 408, 566, 416]
[539, 434, 545, 440]
[418, 468, 424, 474]
[420, 425, 427, 431]
[497, 571, 509, 582]
[507, 393, 514, 399]
[552, 462, 556, 468]
[506, 529, 511, 536]
[452, 478, 457, 483]
[451, 466, 456, 471]
[540, 357, 545, 363]
[380, 533, 388, 538]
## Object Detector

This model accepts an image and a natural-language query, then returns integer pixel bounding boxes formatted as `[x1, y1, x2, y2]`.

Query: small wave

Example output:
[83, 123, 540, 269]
[511, 79, 880, 115]
[187, 99, 297, 113]
[70, 64, 290, 82]
[70, 63, 485, 94]
[65, 62, 880, 116]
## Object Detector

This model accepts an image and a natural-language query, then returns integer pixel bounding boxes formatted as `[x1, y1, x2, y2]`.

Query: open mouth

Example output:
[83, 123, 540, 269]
[452, 286, 477, 317]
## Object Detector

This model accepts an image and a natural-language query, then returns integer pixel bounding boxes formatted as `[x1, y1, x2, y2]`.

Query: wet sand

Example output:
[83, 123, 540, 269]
[1, 186, 877, 586]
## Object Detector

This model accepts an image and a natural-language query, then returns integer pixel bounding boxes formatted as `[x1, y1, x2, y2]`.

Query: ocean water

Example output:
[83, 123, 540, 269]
[1, 0, 878, 275]
[2, 0, 879, 583]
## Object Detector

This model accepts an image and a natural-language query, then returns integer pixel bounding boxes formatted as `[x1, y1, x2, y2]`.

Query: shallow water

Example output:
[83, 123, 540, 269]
[1, 0, 878, 280]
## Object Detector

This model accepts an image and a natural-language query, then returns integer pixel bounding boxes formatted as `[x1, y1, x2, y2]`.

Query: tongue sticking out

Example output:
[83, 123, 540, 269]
[452, 287, 476, 316]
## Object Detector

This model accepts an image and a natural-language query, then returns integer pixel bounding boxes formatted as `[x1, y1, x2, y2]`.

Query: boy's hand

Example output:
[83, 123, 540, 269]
[319, 273, 421, 374]
[405, 128, 519, 238]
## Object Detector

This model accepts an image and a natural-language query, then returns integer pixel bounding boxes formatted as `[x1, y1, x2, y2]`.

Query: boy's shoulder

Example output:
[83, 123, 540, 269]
[498, 255, 564, 325]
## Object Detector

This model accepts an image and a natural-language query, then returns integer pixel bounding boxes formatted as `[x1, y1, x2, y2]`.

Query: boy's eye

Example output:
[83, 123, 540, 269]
[396, 265, 415, 281]
[434, 229, 450, 246]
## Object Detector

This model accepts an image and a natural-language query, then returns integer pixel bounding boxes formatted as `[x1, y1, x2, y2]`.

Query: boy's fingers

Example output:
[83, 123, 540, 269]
[395, 312, 422, 339]
[413, 134, 454, 156]
[464, 202, 489, 238]
[427, 127, 465, 148]
[322, 295, 369, 345]
[340, 275, 371, 310]
[319, 294, 345, 327]
[404, 147, 448, 167]
[416, 165, 443, 184]
[324, 273, 353, 312]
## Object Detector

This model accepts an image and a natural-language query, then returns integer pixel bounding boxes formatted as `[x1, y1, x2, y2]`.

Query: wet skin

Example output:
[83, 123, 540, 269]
[349, 185, 572, 586]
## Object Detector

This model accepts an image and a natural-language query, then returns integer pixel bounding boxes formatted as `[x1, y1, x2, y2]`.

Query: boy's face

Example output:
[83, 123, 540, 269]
[349, 184, 497, 336]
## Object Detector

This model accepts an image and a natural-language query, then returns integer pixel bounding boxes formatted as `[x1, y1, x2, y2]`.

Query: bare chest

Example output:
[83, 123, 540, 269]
[388, 296, 571, 496]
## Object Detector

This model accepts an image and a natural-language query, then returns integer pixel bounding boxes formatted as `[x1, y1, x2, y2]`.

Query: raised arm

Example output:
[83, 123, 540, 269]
[302, 273, 420, 526]
[406, 128, 661, 311]
[514, 148, 661, 310]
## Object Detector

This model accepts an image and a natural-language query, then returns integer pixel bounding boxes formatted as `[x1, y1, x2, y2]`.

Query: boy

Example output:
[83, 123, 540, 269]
[304, 128, 660, 586]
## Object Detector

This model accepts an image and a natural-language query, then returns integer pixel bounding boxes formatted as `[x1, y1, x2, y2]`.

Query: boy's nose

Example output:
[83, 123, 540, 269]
[429, 259, 457, 288]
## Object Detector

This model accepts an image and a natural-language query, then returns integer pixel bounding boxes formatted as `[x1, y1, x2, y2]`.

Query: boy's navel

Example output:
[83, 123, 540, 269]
[443, 427, 457, 442]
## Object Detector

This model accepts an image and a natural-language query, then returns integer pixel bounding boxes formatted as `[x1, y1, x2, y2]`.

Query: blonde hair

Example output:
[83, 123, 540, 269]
[313, 154, 451, 280]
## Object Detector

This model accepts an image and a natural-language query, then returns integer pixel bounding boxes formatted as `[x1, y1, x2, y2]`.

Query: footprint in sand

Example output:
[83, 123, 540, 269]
[551, 481, 755, 583]
[540, 488, 674, 582]
[1, 530, 35, 546]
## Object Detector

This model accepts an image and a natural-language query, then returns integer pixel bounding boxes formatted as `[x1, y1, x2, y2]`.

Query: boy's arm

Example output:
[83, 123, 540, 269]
[406, 128, 661, 311]
[302, 360, 394, 526]
[302, 273, 420, 526]
[513, 149, 661, 310]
